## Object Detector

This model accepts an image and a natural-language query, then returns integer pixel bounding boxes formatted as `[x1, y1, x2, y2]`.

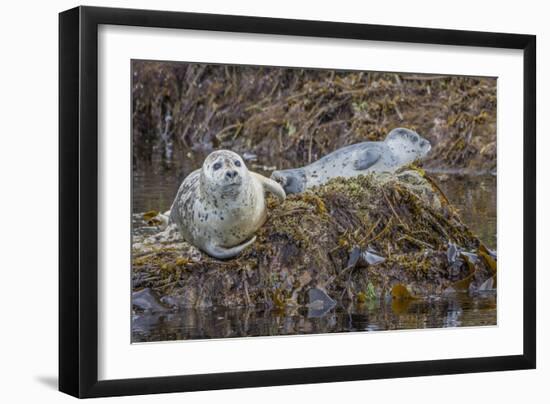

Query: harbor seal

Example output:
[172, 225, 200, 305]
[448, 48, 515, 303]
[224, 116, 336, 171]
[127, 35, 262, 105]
[271, 127, 431, 194]
[169, 150, 286, 259]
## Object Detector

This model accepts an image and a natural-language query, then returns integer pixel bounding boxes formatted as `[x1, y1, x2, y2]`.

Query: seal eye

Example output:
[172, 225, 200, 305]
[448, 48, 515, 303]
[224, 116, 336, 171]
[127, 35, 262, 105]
[213, 162, 222, 171]
[234, 160, 241, 167]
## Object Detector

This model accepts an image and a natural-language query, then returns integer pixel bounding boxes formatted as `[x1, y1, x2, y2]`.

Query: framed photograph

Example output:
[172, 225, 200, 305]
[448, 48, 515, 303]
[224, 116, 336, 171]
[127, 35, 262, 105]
[59, 6, 536, 398]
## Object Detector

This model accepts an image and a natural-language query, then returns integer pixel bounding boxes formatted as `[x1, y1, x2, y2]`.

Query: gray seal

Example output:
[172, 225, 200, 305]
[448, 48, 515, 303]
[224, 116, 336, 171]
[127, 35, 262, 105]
[169, 150, 286, 259]
[271, 127, 431, 194]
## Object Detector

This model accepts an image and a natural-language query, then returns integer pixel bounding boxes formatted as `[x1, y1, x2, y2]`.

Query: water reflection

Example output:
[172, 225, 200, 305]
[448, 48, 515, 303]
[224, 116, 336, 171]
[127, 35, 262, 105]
[132, 292, 496, 342]
[435, 173, 496, 249]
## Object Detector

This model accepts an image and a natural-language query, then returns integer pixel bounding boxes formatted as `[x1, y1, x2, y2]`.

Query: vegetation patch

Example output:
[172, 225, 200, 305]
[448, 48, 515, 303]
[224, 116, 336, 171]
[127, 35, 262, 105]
[132, 169, 496, 309]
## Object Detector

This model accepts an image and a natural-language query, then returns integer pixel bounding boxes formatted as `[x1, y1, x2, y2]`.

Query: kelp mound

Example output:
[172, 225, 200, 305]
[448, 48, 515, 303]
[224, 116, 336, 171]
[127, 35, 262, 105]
[132, 170, 496, 311]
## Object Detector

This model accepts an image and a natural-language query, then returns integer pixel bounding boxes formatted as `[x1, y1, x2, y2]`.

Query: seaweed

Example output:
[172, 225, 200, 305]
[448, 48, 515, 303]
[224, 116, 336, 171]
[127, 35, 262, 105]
[132, 62, 497, 174]
[132, 170, 496, 309]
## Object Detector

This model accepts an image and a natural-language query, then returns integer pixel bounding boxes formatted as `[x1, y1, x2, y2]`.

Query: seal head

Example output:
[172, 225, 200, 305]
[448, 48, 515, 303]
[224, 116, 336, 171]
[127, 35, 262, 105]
[384, 127, 431, 161]
[200, 150, 248, 201]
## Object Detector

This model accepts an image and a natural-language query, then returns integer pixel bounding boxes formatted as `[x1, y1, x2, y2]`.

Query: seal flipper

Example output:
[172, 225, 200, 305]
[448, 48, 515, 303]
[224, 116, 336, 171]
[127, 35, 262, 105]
[270, 168, 307, 194]
[353, 148, 381, 170]
[252, 172, 286, 203]
[203, 236, 257, 260]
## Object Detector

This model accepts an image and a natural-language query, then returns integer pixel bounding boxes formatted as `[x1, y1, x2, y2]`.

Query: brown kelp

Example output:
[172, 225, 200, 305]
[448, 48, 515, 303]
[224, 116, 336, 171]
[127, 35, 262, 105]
[132, 62, 496, 174]
[132, 169, 496, 310]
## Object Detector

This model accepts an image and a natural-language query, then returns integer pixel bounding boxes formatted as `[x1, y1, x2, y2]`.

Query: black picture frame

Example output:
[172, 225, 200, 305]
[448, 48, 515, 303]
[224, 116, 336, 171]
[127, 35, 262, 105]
[59, 5, 536, 398]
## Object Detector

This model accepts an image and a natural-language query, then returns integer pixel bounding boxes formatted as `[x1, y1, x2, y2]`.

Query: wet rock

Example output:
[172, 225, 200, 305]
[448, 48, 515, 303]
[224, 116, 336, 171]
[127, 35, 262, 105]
[447, 242, 459, 264]
[347, 246, 385, 268]
[347, 246, 362, 268]
[307, 288, 336, 318]
[160, 295, 182, 308]
[478, 277, 495, 292]
[132, 313, 166, 335]
[132, 288, 169, 313]
[307, 305, 334, 319]
[461, 251, 479, 264]
[449, 260, 463, 277]
[308, 287, 336, 307]
[363, 250, 385, 265]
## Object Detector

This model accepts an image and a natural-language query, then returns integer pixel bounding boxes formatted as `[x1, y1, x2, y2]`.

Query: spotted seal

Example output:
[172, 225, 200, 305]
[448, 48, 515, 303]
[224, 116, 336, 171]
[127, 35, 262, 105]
[169, 150, 286, 259]
[271, 127, 431, 194]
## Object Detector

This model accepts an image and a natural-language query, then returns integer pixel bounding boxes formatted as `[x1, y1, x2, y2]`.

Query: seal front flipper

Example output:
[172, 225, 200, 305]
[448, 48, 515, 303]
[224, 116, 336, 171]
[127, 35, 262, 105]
[252, 172, 286, 203]
[270, 168, 307, 195]
[353, 148, 381, 170]
[204, 236, 257, 260]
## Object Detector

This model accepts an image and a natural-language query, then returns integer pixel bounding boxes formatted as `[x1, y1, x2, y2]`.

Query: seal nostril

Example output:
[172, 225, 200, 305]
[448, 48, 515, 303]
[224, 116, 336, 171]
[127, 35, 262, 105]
[226, 170, 238, 179]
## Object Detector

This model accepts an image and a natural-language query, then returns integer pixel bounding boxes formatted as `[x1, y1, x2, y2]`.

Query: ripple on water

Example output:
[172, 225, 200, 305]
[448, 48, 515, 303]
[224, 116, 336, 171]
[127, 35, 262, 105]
[132, 292, 496, 342]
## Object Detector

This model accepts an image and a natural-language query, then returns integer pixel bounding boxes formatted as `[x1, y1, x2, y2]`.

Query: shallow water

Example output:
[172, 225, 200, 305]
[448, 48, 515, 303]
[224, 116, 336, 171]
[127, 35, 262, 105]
[434, 173, 496, 250]
[132, 292, 496, 342]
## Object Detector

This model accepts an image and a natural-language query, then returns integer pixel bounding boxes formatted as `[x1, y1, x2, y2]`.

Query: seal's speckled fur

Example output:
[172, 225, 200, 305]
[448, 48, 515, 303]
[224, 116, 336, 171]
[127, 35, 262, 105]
[169, 150, 285, 259]
[271, 128, 431, 194]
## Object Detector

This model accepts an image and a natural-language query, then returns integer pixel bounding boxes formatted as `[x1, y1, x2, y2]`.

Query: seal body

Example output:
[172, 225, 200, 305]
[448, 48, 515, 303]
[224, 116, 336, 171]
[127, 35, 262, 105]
[169, 150, 285, 259]
[271, 127, 431, 194]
